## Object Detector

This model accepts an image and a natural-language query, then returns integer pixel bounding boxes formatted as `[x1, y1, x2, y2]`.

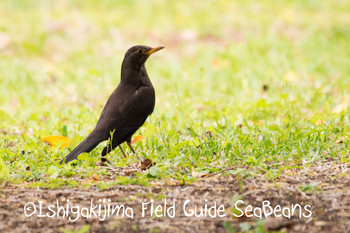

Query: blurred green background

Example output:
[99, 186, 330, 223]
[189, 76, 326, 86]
[0, 0, 350, 182]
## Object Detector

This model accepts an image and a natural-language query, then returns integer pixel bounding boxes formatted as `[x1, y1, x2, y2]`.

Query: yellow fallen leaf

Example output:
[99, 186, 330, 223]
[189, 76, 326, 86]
[331, 101, 348, 114]
[41, 135, 71, 149]
[131, 135, 145, 144]
[165, 180, 181, 186]
[81, 178, 92, 184]
[283, 71, 299, 82]
[90, 174, 100, 181]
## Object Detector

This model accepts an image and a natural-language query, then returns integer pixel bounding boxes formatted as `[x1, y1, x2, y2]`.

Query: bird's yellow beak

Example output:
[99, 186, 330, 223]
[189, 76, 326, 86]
[146, 46, 165, 55]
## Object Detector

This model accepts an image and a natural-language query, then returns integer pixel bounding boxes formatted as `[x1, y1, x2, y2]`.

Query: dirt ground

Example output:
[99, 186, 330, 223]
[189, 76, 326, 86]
[1, 161, 349, 233]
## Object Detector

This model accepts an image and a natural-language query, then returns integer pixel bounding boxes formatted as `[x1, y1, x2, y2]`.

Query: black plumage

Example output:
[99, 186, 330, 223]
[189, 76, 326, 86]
[61, 45, 164, 164]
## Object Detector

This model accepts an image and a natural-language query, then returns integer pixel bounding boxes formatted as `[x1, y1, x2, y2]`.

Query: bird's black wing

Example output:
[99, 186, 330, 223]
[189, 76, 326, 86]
[95, 84, 155, 136]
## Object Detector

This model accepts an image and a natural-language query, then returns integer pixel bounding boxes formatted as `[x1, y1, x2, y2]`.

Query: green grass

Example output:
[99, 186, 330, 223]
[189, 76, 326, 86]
[0, 0, 350, 186]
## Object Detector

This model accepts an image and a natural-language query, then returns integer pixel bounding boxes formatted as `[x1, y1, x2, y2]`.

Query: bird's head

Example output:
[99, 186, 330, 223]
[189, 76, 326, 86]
[123, 45, 164, 70]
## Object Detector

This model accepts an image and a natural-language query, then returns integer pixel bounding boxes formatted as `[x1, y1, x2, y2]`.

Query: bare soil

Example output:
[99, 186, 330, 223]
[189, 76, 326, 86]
[1, 161, 349, 233]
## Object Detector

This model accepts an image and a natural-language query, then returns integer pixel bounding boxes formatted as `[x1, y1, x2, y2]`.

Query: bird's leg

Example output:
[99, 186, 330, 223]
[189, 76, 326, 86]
[118, 145, 127, 158]
[126, 141, 136, 154]
[100, 140, 117, 165]
[126, 137, 140, 160]
[100, 147, 112, 165]
[100, 157, 112, 165]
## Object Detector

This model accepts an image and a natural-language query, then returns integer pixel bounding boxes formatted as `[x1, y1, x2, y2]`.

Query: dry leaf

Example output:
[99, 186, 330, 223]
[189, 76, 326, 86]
[0, 129, 8, 135]
[204, 131, 213, 138]
[41, 135, 71, 149]
[131, 135, 145, 144]
[151, 182, 162, 187]
[81, 178, 92, 184]
[90, 174, 100, 181]
[124, 169, 138, 176]
[6, 141, 16, 148]
[140, 159, 155, 170]
[165, 179, 181, 186]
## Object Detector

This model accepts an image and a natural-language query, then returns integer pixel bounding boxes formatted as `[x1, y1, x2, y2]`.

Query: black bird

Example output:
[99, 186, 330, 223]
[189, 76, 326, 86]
[61, 45, 164, 164]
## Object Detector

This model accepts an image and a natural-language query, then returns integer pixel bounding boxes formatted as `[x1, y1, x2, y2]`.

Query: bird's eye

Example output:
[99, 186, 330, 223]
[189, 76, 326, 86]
[137, 49, 143, 54]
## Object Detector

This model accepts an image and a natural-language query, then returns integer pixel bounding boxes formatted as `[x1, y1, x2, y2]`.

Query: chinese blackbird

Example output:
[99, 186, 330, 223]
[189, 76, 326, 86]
[61, 45, 164, 164]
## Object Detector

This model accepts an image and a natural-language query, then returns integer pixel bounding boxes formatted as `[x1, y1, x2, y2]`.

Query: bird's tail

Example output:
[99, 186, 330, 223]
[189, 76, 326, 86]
[60, 131, 101, 164]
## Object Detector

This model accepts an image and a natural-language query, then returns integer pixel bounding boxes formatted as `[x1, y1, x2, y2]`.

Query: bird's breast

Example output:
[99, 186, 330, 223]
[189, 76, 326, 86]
[116, 84, 155, 118]
[135, 85, 155, 114]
